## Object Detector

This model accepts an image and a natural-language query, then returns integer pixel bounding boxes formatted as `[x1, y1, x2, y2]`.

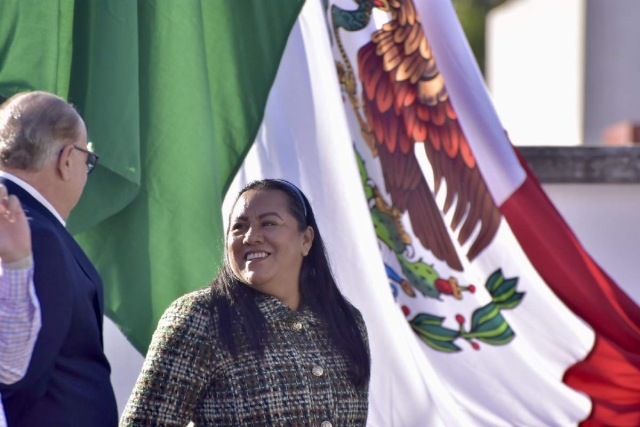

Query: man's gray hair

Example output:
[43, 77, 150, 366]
[0, 91, 82, 171]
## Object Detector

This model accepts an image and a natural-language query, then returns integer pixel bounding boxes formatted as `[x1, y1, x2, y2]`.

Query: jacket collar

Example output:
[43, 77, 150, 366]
[254, 292, 321, 325]
[0, 171, 66, 226]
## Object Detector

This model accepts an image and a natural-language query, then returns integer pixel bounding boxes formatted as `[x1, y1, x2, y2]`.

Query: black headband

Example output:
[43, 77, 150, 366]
[274, 179, 307, 218]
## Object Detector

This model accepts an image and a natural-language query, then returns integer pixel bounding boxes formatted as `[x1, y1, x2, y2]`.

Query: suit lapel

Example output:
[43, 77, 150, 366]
[2, 179, 105, 320]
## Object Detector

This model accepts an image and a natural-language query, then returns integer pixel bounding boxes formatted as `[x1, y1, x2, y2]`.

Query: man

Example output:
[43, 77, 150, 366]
[0, 92, 117, 426]
[0, 183, 41, 427]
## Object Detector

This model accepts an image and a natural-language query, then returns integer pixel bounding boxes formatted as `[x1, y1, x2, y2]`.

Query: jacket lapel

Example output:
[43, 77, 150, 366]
[2, 179, 105, 319]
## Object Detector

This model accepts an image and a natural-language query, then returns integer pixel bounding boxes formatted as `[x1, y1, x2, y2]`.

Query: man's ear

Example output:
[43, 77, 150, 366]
[57, 144, 74, 181]
[302, 226, 315, 256]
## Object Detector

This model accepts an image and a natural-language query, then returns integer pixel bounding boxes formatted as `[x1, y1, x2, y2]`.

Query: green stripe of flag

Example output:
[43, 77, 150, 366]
[0, 0, 305, 353]
[0, 0, 74, 98]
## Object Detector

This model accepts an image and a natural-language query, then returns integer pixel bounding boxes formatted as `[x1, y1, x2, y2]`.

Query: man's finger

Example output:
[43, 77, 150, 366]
[7, 195, 24, 220]
[0, 184, 9, 212]
[0, 200, 8, 218]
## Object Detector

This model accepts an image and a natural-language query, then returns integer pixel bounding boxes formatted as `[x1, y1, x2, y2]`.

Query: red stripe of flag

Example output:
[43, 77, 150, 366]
[501, 148, 640, 426]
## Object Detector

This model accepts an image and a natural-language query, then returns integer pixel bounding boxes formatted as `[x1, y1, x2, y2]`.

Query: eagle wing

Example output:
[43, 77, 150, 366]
[357, 0, 501, 270]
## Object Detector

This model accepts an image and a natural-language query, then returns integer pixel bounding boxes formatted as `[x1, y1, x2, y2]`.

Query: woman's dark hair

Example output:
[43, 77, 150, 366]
[209, 179, 370, 388]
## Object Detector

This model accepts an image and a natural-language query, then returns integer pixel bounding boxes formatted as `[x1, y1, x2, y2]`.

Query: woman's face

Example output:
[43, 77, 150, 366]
[227, 189, 314, 293]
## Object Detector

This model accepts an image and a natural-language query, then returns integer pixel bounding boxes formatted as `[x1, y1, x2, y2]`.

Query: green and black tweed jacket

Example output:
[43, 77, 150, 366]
[120, 287, 370, 427]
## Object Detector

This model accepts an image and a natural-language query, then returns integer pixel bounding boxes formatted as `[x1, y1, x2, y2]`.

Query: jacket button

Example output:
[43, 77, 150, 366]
[312, 365, 324, 377]
[321, 421, 332, 427]
[292, 321, 303, 331]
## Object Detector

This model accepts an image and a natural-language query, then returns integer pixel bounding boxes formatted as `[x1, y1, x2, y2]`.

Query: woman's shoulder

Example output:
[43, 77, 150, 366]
[344, 300, 365, 321]
[344, 300, 368, 339]
[157, 287, 213, 332]
[169, 286, 212, 311]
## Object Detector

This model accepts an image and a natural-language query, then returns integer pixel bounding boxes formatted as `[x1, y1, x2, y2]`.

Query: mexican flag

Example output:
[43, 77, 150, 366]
[1, 0, 639, 425]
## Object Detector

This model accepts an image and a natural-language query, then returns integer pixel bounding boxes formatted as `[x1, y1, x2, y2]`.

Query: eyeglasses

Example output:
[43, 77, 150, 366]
[71, 145, 100, 174]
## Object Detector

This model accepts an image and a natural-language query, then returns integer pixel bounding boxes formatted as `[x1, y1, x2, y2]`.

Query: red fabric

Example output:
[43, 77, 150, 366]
[500, 150, 640, 426]
[566, 337, 640, 426]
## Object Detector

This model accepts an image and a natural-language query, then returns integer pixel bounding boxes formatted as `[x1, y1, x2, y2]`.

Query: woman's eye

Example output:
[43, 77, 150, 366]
[232, 223, 246, 231]
[263, 221, 276, 226]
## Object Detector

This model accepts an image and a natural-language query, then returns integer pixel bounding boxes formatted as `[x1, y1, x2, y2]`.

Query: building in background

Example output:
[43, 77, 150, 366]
[488, 0, 640, 146]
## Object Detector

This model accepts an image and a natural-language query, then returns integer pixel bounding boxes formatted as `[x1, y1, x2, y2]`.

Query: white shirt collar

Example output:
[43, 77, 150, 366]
[0, 171, 66, 227]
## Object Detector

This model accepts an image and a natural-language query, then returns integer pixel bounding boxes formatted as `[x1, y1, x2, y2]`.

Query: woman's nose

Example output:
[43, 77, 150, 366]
[243, 226, 264, 244]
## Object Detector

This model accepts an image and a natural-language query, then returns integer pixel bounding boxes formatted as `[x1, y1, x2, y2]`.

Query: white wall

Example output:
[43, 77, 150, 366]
[583, 0, 640, 144]
[486, 0, 586, 146]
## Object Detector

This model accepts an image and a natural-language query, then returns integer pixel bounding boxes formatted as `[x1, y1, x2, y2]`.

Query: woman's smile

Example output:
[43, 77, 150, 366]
[227, 189, 313, 293]
[245, 251, 270, 262]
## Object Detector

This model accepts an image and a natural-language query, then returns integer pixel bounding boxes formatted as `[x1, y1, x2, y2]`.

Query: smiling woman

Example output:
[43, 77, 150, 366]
[120, 179, 371, 427]
[226, 188, 314, 306]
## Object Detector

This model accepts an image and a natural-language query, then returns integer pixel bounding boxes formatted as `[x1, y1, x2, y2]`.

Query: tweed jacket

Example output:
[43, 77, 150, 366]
[121, 287, 369, 427]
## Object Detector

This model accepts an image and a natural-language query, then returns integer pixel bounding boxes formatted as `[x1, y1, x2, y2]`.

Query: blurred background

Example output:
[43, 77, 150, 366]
[455, 0, 640, 308]
[453, 0, 509, 76]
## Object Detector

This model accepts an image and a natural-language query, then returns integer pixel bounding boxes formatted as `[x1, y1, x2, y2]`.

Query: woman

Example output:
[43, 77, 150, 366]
[121, 179, 371, 427]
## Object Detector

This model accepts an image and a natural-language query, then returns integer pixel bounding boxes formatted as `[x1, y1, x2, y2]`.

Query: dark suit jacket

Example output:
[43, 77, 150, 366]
[0, 179, 118, 427]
